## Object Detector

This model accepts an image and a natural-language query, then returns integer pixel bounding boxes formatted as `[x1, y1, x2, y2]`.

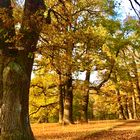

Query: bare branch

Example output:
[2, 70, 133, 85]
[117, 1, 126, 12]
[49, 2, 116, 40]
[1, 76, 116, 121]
[134, 0, 140, 7]
[89, 63, 114, 91]
[128, 0, 140, 20]
[89, 50, 120, 91]
[29, 102, 58, 116]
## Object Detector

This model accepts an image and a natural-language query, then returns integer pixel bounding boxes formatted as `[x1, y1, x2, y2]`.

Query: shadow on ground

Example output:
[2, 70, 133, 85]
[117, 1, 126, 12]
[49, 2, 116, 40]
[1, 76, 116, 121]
[75, 130, 140, 140]
[75, 120, 140, 140]
[33, 120, 140, 140]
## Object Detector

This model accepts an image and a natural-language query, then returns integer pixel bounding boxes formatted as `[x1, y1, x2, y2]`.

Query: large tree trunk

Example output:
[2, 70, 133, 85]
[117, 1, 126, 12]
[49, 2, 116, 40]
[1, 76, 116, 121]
[63, 46, 73, 124]
[19, 54, 35, 140]
[0, 0, 16, 137]
[1, 54, 35, 140]
[63, 74, 73, 124]
[0, 0, 45, 139]
[1, 59, 31, 139]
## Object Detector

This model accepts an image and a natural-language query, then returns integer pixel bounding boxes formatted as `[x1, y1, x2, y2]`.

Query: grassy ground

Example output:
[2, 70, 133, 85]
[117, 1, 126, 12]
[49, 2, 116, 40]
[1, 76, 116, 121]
[31, 120, 140, 140]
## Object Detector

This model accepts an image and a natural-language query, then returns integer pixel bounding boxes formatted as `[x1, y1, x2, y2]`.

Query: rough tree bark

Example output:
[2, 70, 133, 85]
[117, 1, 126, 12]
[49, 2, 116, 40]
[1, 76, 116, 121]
[0, 0, 17, 137]
[0, 0, 46, 139]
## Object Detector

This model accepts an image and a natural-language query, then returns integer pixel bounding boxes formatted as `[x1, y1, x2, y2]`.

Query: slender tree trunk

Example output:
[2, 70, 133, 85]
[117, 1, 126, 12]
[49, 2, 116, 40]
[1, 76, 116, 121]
[123, 95, 129, 119]
[127, 65, 138, 120]
[81, 70, 90, 123]
[114, 73, 126, 120]
[0, 50, 4, 134]
[130, 78, 138, 120]
[0, 51, 3, 106]
[135, 78, 140, 101]
[132, 92, 137, 119]
[58, 74, 64, 124]
[116, 89, 126, 120]
[126, 96, 133, 120]
[133, 60, 140, 102]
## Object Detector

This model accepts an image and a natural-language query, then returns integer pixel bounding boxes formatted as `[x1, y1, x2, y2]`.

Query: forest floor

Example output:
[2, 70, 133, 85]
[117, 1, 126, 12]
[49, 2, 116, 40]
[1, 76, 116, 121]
[32, 120, 140, 140]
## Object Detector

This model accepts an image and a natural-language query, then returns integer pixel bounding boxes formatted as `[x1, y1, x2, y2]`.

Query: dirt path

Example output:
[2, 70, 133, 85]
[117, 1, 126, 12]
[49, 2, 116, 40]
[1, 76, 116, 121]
[32, 120, 140, 140]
